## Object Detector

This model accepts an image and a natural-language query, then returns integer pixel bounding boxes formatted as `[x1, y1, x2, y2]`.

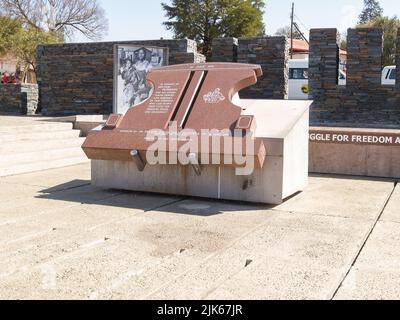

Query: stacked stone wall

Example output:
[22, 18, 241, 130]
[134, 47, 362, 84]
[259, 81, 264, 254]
[309, 28, 400, 128]
[212, 36, 289, 100]
[0, 84, 38, 115]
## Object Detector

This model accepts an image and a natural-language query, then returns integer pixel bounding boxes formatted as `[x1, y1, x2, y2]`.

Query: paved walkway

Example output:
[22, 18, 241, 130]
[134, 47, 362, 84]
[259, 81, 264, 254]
[0, 163, 398, 300]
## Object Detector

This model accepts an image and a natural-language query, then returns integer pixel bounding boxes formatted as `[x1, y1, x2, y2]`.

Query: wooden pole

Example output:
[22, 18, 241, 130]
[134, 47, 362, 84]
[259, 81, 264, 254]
[290, 2, 294, 59]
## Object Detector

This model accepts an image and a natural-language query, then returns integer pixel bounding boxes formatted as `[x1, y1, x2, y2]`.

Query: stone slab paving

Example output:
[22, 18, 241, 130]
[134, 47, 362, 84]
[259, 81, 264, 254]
[275, 175, 394, 221]
[380, 184, 400, 224]
[335, 184, 400, 300]
[0, 163, 91, 188]
[149, 211, 372, 300]
[0, 163, 398, 300]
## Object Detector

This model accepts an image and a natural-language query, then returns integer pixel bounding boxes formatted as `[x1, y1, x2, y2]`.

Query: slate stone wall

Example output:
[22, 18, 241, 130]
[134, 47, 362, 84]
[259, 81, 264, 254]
[21, 84, 39, 115]
[0, 84, 38, 115]
[37, 39, 205, 116]
[211, 37, 238, 62]
[212, 36, 289, 100]
[309, 28, 400, 129]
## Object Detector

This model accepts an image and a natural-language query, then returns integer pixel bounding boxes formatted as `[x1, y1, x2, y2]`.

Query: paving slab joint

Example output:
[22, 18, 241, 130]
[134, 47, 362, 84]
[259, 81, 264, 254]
[330, 182, 397, 300]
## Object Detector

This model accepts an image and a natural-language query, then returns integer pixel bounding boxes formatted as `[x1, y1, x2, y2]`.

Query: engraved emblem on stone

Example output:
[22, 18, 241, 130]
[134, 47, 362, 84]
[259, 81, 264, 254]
[203, 88, 225, 104]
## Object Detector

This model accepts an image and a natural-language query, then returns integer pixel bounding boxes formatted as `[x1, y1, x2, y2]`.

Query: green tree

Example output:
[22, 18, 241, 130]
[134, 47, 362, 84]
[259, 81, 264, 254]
[14, 27, 60, 75]
[358, 16, 400, 66]
[0, 16, 60, 82]
[358, 0, 383, 24]
[0, 16, 21, 54]
[162, 0, 266, 58]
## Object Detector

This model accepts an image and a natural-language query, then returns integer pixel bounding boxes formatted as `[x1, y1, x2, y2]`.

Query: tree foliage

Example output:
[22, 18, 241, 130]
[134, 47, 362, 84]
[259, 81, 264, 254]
[162, 0, 266, 58]
[340, 38, 347, 51]
[0, 0, 107, 81]
[0, 15, 21, 55]
[358, 0, 383, 24]
[0, 0, 108, 41]
[339, 32, 347, 51]
[358, 16, 400, 66]
[14, 27, 60, 72]
[0, 16, 59, 81]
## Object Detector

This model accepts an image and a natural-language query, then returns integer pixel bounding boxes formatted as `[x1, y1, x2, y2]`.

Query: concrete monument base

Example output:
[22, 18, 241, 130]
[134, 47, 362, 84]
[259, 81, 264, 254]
[91, 100, 310, 205]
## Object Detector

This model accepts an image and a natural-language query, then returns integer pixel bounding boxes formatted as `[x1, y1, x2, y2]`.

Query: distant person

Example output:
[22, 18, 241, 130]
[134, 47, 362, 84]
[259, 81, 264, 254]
[134, 49, 151, 73]
[133, 49, 152, 104]
[121, 59, 136, 107]
[1, 72, 10, 84]
[9, 73, 17, 84]
[15, 69, 22, 83]
[150, 53, 162, 68]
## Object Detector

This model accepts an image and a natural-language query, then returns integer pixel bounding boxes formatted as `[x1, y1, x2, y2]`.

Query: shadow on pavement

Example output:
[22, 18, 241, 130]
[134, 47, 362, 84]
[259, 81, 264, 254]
[35, 179, 275, 216]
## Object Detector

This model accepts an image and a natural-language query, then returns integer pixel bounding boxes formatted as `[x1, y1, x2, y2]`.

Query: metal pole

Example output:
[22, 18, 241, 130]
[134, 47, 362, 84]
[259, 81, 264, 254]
[290, 2, 294, 59]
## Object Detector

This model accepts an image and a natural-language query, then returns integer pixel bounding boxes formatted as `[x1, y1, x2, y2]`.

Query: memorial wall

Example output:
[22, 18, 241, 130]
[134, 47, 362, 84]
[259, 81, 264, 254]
[8, 28, 399, 179]
[31, 28, 400, 128]
[36, 39, 205, 116]
[308, 28, 400, 178]
[309, 28, 400, 129]
[36, 36, 289, 116]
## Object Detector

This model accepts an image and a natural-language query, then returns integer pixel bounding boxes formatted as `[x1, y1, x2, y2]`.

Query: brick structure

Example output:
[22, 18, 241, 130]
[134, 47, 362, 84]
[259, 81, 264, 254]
[37, 39, 205, 116]
[212, 36, 289, 100]
[237, 37, 288, 100]
[0, 84, 38, 115]
[211, 37, 238, 62]
[309, 28, 400, 129]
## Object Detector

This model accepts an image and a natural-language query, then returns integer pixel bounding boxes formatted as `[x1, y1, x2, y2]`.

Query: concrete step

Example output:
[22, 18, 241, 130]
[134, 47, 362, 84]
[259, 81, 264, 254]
[0, 147, 86, 167]
[0, 130, 81, 143]
[0, 137, 86, 154]
[0, 122, 73, 134]
[0, 120, 89, 176]
[0, 156, 89, 177]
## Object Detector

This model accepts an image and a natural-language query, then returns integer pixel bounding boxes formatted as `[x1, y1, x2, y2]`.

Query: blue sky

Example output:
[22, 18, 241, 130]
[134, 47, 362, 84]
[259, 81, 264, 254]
[73, 0, 399, 42]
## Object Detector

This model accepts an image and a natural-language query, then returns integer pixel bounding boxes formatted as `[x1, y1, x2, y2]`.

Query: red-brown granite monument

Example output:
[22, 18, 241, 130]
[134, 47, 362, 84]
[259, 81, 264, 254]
[83, 63, 311, 204]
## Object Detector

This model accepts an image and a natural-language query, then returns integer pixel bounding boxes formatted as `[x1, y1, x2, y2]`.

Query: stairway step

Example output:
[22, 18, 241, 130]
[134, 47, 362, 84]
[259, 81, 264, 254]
[0, 130, 81, 143]
[0, 137, 85, 154]
[0, 119, 89, 176]
[0, 147, 86, 167]
[0, 156, 90, 177]
[0, 122, 73, 134]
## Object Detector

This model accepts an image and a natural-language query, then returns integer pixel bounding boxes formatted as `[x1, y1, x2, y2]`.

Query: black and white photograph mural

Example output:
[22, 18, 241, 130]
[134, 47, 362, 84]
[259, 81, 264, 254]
[114, 45, 168, 114]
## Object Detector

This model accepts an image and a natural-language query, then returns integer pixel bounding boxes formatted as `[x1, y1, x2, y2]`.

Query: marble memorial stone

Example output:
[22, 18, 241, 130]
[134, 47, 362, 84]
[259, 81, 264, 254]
[82, 63, 311, 204]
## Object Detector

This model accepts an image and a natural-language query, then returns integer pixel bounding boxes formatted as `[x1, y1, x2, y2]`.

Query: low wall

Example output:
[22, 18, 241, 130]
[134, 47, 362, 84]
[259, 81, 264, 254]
[0, 84, 39, 115]
[309, 28, 400, 129]
[309, 127, 400, 179]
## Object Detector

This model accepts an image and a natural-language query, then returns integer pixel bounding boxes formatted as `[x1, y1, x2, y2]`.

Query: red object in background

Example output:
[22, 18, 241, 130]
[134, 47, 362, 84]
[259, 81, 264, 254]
[1, 73, 10, 84]
[1, 72, 18, 85]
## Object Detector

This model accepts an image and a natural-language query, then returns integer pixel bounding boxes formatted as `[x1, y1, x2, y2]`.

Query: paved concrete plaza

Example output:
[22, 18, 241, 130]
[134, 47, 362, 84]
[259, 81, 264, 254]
[0, 162, 398, 300]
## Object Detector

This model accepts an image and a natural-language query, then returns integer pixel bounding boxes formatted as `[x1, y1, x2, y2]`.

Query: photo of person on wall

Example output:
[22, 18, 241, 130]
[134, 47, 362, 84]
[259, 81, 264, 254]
[115, 45, 168, 114]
